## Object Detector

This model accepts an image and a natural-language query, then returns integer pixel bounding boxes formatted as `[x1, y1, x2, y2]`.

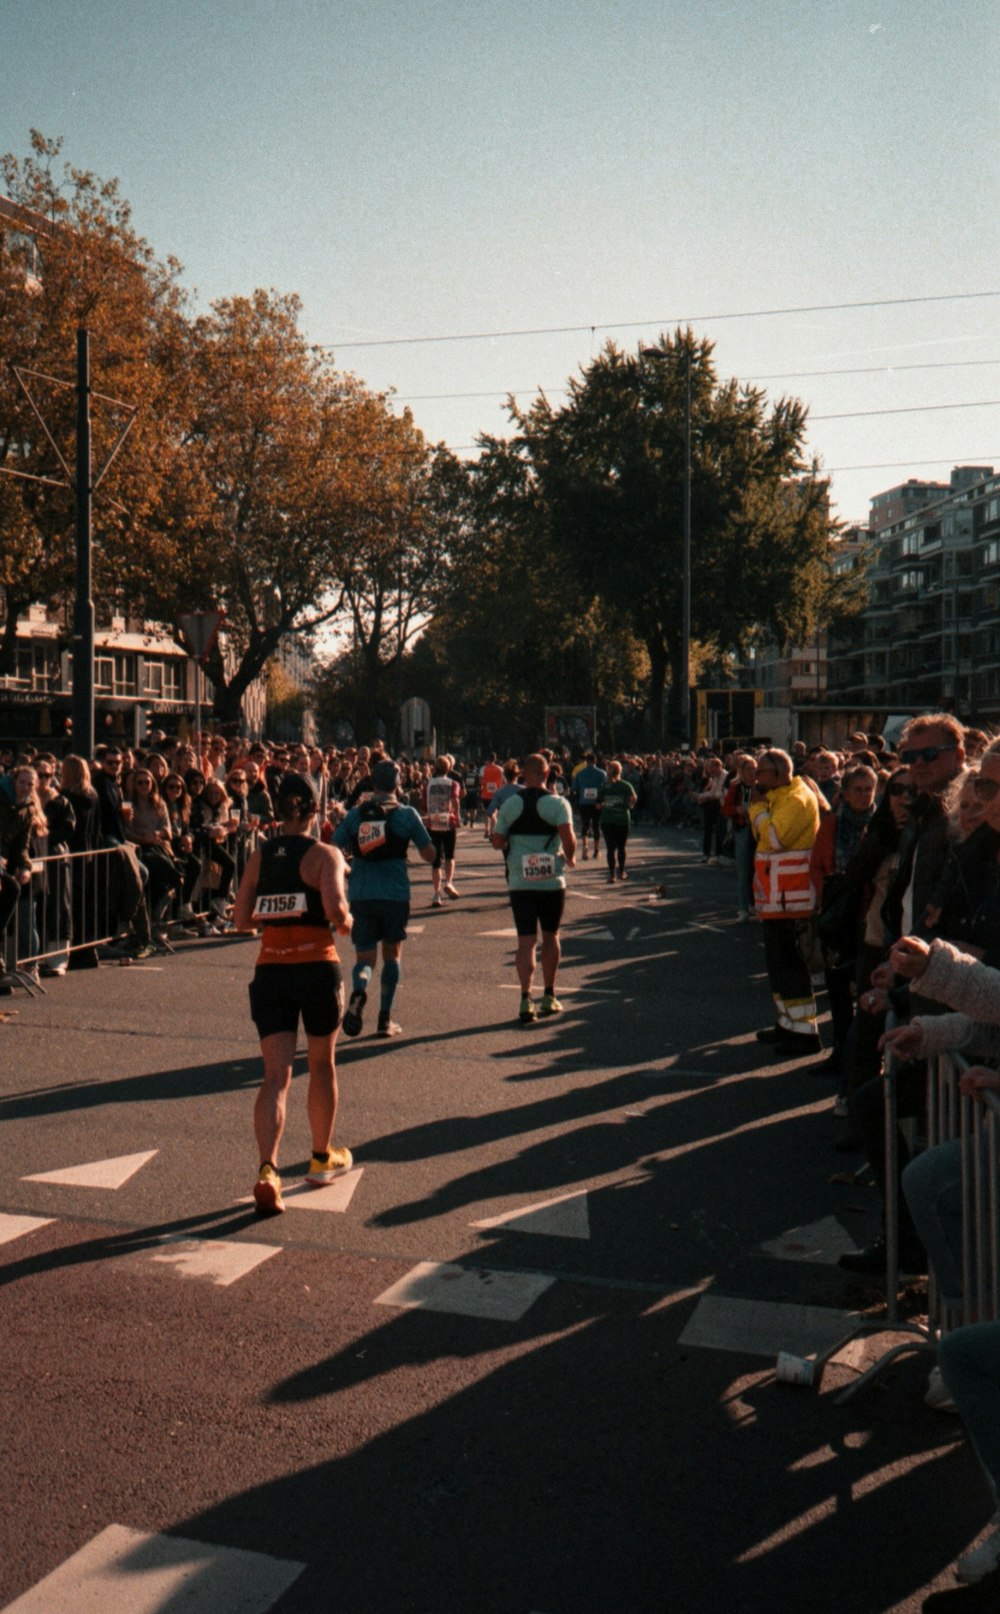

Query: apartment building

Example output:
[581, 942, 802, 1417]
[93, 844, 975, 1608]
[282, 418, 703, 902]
[826, 466, 998, 722]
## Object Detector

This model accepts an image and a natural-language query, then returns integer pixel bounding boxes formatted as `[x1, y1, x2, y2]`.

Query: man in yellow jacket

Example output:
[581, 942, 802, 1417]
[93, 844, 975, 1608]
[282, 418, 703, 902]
[748, 748, 822, 1054]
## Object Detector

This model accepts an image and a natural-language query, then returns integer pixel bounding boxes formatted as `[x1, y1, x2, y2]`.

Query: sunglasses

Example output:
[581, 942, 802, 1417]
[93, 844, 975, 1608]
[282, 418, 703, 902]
[887, 781, 915, 799]
[973, 776, 1000, 802]
[899, 744, 955, 765]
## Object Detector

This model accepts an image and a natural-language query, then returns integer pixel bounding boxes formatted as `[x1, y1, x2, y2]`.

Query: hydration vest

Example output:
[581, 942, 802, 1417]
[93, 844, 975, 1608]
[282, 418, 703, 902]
[506, 787, 558, 844]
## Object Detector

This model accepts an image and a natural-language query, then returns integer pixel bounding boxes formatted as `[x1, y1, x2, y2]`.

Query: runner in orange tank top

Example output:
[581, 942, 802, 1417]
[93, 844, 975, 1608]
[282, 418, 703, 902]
[233, 772, 354, 1215]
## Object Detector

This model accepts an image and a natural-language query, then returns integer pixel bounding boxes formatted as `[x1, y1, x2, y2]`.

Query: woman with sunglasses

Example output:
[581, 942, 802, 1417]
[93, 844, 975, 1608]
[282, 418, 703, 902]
[163, 774, 201, 924]
[126, 769, 180, 941]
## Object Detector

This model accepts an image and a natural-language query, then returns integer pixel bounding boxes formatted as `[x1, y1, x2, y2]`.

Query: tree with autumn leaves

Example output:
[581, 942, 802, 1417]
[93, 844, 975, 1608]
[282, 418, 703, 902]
[0, 133, 455, 727]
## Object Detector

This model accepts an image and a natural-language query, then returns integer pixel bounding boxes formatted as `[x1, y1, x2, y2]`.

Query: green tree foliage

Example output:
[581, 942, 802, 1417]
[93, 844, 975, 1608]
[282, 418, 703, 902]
[411, 437, 648, 753]
[499, 329, 862, 738]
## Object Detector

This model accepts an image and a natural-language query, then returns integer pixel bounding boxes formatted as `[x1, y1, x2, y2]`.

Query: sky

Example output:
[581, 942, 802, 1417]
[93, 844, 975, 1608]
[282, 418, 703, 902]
[3, 0, 999, 526]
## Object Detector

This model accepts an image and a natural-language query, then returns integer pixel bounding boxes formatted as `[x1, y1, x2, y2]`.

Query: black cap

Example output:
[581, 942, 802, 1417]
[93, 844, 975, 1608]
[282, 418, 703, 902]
[276, 773, 318, 815]
[371, 760, 400, 792]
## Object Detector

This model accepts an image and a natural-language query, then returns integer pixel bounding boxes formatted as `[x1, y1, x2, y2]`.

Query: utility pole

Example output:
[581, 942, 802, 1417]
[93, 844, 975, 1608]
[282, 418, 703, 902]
[641, 340, 693, 745]
[73, 328, 95, 757]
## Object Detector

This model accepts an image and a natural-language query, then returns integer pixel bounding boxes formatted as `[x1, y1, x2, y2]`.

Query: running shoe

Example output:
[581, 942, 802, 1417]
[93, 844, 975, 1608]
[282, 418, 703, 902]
[305, 1146, 354, 1185]
[253, 1163, 284, 1216]
[431, 892, 444, 907]
[342, 989, 367, 1037]
[377, 1011, 402, 1037]
[539, 993, 562, 1016]
[519, 995, 536, 1023]
[444, 883, 459, 899]
[129, 942, 157, 961]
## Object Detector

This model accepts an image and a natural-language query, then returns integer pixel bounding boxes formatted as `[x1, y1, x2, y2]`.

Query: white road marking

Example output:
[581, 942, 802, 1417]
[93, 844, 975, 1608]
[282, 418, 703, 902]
[0, 1212, 54, 1245]
[572, 928, 615, 941]
[678, 1294, 856, 1359]
[375, 1260, 555, 1321]
[479, 927, 519, 937]
[408, 924, 426, 933]
[22, 1150, 158, 1190]
[147, 1236, 280, 1287]
[760, 1216, 858, 1265]
[279, 1169, 363, 1213]
[471, 1190, 590, 1240]
[0, 1524, 304, 1612]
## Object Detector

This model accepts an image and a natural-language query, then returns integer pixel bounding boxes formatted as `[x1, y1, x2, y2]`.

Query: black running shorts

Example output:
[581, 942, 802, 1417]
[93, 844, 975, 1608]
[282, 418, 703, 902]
[509, 889, 565, 937]
[249, 961, 344, 1039]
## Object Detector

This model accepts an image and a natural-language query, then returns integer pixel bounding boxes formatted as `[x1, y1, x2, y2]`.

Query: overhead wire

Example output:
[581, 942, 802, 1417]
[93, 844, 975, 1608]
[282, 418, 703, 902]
[319, 289, 1000, 351]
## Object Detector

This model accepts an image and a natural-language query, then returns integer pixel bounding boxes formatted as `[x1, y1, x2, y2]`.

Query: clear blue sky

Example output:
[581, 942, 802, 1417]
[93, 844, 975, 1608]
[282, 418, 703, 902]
[3, 0, 999, 524]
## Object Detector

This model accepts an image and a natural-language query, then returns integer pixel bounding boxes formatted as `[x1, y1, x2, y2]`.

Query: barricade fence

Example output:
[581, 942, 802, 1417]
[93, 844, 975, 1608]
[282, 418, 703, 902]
[778, 1024, 1000, 1397]
[2, 825, 271, 982]
[932, 1048, 1000, 1334]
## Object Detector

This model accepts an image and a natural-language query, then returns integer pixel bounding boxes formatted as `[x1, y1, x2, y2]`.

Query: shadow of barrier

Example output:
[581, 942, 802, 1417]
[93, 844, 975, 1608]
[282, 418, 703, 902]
[776, 1023, 1000, 1398]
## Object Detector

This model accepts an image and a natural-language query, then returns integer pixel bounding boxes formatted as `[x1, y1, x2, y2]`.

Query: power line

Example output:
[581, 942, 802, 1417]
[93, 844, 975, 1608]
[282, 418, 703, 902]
[811, 399, 1000, 422]
[323, 290, 1000, 351]
[395, 356, 1000, 405]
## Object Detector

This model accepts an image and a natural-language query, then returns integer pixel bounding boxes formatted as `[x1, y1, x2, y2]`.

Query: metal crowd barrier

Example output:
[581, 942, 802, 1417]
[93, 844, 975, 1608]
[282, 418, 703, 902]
[777, 1025, 1000, 1395]
[1, 825, 271, 989]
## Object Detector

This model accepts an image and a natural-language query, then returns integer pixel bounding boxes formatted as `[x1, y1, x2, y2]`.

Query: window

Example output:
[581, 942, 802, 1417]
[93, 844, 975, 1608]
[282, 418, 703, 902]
[142, 660, 164, 697]
[9, 642, 57, 691]
[113, 654, 136, 696]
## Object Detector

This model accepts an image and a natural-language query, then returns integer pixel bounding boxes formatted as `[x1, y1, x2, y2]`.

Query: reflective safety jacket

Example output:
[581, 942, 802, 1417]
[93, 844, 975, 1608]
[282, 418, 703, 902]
[749, 777, 820, 919]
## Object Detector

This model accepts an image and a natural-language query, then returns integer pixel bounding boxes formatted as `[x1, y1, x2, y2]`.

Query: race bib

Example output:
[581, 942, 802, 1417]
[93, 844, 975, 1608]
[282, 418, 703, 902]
[582, 787, 597, 802]
[429, 812, 452, 831]
[253, 890, 307, 920]
[521, 852, 556, 881]
[357, 819, 388, 856]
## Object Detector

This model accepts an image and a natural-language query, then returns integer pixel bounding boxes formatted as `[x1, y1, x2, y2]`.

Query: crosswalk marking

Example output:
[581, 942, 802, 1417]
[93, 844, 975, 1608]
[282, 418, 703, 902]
[0, 1524, 304, 1612]
[374, 1260, 555, 1321]
[471, 1190, 590, 1240]
[760, 1216, 859, 1265]
[146, 1236, 280, 1287]
[0, 1212, 54, 1246]
[21, 1151, 158, 1190]
[678, 1294, 857, 1359]
[277, 1169, 363, 1213]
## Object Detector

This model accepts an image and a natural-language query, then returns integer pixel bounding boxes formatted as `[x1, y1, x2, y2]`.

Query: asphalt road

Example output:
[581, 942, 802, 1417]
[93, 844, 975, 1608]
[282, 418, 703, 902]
[0, 822, 993, 1613]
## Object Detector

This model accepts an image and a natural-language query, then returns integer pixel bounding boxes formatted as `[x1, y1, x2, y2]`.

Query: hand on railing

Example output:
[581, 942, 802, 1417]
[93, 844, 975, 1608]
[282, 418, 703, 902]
[887, 935, 932, 980]
[861, 986, 892, 1015]
[879, 1022, 924, 1060]
[958, 1065, 1000, 1101]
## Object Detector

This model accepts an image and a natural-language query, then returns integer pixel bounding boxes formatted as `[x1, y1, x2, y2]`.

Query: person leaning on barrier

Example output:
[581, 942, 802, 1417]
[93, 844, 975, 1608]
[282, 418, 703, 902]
[841, 717, 966, 1273]
[748, 748, 822, 1055]
[879, 934, 1000, 1587]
